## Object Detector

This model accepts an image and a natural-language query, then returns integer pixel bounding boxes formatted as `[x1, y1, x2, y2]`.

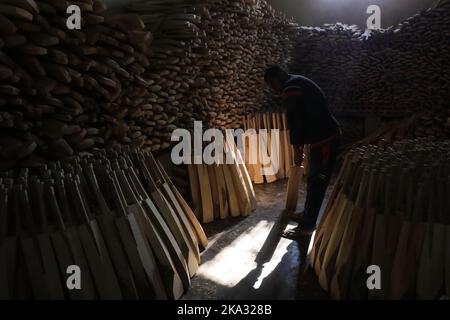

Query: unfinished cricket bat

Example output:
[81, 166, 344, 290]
[196, 164, 214, 224]
[214, 164, 229, 220]
[224, 135, 251, 216]
[252, 117, 265, 184]
[187, 164, 202, 219]
[222, 164, 240, 217]
[274, 113, 285, 179]
[259, 113, 277, 183]
[285, 165, 303, 211]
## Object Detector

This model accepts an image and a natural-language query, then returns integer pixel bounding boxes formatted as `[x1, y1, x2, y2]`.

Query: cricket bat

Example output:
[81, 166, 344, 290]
[222, 164, 240, 217]
[252, 117, 265, 184]
[187, 164, 202, 219]
[213, 164, 229, 220]
[274, 113, 285, 179]
[196, 164, 214, 224]
[329, 169, 370, 299]
[285, 165, 303, 211]
[258, 113, 277, 183]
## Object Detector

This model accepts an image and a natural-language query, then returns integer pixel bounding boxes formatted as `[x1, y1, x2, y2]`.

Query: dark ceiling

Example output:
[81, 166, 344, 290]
[267, 0, 439, 28]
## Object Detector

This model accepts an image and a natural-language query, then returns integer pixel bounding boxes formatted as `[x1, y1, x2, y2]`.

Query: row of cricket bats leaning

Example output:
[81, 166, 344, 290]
[243, 113, 310, 184]
[186, 113, 310, 224]
[187, 138, 257, 224]
[0, 149, 208, 300]
[310, 139, 450, 300]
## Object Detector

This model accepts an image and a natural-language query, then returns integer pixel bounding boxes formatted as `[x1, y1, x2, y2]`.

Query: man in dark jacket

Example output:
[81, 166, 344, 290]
[264, 65, 341, 238]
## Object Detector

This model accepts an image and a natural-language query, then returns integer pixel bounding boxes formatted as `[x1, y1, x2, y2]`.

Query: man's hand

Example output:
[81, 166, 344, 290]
[294, 146, 304, 166]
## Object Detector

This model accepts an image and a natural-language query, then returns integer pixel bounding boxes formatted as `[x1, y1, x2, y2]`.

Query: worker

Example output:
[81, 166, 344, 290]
[264, 65, 341, 238]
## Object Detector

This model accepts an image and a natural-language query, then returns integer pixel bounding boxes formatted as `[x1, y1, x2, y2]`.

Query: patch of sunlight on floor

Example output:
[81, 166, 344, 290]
[198, 220, 288, 288]
[252, 236, 291, 289]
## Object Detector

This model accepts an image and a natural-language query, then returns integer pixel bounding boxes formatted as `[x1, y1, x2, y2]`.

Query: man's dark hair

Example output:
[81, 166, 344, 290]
[264, 65, 288, 82]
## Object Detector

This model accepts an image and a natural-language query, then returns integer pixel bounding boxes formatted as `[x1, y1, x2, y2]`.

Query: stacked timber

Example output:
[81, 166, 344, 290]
[289, 0, 450, 117]
[187, 136, 257, 223]
[0, 148, 207, 300]
[347, 108, 450, 150]
[242, 112, 309, 184]
[311, 140, 450, 300]
[0, 0, 298, 169]
[198, 0, 295, 129]
[128, 0, 296, 130]
[2, 0, 450, 168]
[0, 0, 153, 169]
[126, 0, 206, 137]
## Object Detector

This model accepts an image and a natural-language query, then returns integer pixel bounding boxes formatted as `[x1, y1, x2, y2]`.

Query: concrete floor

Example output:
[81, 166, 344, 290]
[183, 179, 330, 300]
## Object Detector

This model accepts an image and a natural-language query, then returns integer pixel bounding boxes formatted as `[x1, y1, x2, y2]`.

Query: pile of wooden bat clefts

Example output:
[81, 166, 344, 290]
[311, 139, 450, 300]
[0, 0, 156, 169]
[347, 109, 450, 152]
[242, 112, 309, 184]
[176, 0, 296, 130]
[187, 137, 257, 224]
[0, 0, 299, 168]
[125, 0, 206, 134]
[289, 0, 450, 117]
[0, 148, 208, 300]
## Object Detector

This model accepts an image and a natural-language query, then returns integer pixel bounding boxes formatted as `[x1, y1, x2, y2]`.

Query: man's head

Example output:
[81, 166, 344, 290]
[264, 65, 289, 94]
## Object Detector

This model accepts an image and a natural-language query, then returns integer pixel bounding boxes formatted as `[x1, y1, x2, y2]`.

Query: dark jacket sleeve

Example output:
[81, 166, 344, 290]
[282, 86, 306, 147]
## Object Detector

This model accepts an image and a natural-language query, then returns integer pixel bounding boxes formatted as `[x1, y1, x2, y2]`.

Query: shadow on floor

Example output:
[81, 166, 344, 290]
[184, 179, 330, 300]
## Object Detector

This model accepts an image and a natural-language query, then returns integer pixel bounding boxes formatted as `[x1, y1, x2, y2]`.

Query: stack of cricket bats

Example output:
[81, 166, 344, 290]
[311, 139, 450, 300]
[0, 0, 298, 169]
[187, 138, 257, 224]
[242, 112, 309, 184]
[345, 109, 450, 152]
[0, 148, 207, 300]
[289, 0, 450, 118]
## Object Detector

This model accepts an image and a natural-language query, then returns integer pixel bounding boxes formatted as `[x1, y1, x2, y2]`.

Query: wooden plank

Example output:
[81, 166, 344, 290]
[46, 183, 97, 300]
[312, 159, 357, 276]
[258, 113, 277, 183]
[416, 222, 445, 299]
[32, 180, 65, 299]
[251, 117, 265, 184]
[369, 173, 405, 299]
[329, 169, 370, 299]
[20, 186, 54, 299]
[222, 164, 240, 217]
[96, 170, 158, 299]
[224, 136, 251, 216]
[109, 171, 171, 299]
[310, 152, 353, 267]
[196, 164, 214, 223]
[213, 164, 229, 220]
[416, 175, 445, 300]
[229, 136, 257, 211]
[273, 113, 285, 179]
[0, 4, 34, 21]
[153, 160, 202, 259]
[67, 177, 123, 300]
[285, 165, 303, 211]
[187, 164, 202, 219]
[156, 162, 209, 250]
[207, 164, 220, 220]
[242, 115, 255, 181]
[318, 166, 363, 290]
[127, 161, 199, 277]
[82, 163, 140, 299]
[390, 177, 426, 299]
[281, 113, 293, 176]
[347, 169, 380, 299]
